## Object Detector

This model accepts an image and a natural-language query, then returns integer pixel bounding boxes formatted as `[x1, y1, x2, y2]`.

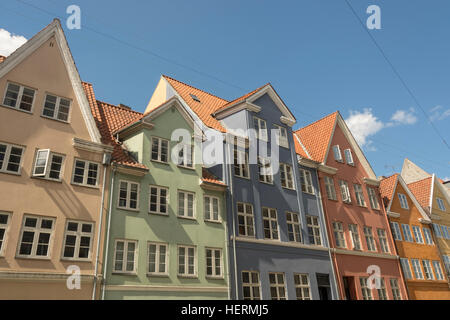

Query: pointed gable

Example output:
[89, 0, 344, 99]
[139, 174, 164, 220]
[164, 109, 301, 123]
[380, 174, 399, 207]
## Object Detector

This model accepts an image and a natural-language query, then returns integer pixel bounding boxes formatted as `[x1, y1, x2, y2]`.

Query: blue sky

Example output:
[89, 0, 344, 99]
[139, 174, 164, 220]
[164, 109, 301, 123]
[0, 0, 449, 179]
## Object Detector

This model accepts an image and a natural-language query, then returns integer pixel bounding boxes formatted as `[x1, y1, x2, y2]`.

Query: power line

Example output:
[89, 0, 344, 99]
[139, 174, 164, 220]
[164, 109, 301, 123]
[344, 0, 450, 151]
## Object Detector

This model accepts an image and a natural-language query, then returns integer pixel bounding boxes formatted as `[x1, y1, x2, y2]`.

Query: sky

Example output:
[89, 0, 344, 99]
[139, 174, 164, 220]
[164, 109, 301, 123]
[0, 0, 449, 180]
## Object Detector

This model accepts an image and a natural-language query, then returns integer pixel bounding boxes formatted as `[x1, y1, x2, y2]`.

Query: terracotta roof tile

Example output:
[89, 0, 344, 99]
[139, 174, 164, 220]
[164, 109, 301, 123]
[407, 177, 432, 209]
[292, 132, 310, 159]
[215, 83, 269, 112]
[202, 168, 226, 186]
[379, 174, 399, 207]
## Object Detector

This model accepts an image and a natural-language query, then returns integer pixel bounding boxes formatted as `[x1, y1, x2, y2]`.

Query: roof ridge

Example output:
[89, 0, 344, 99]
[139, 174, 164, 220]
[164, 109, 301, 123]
[294, 111, 339, 133]
[96, 100, 143, 114]
[407, 176, 433, 186]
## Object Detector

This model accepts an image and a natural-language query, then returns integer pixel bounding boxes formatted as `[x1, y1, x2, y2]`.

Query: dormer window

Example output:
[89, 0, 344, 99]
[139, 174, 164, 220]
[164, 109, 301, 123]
[3, 82, 35, 112]
[253, 117, 268, 141]
[42, 94, 71, 122]
[344, 149, 354, 165]
[332, 145, 342, 162]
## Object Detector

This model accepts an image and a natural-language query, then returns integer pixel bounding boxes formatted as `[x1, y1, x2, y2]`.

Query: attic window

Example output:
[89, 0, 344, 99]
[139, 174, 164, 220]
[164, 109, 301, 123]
[190, 94, 200, 103]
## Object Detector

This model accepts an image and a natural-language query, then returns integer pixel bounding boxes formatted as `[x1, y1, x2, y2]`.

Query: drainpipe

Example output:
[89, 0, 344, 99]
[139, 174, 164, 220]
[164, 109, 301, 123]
[101, 164, 116, 300]
[92, 161, 109, 300]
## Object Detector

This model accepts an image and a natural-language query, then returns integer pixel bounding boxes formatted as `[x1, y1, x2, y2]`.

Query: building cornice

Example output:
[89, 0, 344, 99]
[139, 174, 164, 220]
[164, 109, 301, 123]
[232, 236, 329, 252]
[105, 284, 228, 293]
[73, 138, 114, 154]
[333, 248, 398, 260]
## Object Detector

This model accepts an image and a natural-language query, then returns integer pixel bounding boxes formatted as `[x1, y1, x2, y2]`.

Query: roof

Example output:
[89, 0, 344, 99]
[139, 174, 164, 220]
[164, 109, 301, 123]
[379, 174, 399, 207]
[294, 112, 338, 163]
[407, 177, 433, 209]
[215, 83, 269, 111]
[293, 132, 311, 159]
[201, 168, 226, 186]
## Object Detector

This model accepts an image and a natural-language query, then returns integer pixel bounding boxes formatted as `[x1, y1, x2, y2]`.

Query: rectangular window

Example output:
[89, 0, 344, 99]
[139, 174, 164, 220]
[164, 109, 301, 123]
[262, 207, 279, 240]
[253, 117, 268, 141]
[269, 272, 287, 300]
[32, 149, 65, 181]
[344, 149, 354, 165]
[118, 181, 139, 210]
[402, 224, 414, 242]
[390, 222, 402, 241]
[332, 145, 342, 162]
[306, 215, 322, 246]
[349, 224, 361, 250]
[18, 215, 55, 258]
[242, 271, 261, 300]
[280, 163, 294, 190]
[359, 277, 373, 300]
[0, 142, 24, 174]
[364, 226, 376, 251]
[367, 187, 380, 210]
[237, 203, 255, 237]
[42, 94, 71, 122]
[354, 184, 366, 207]
[149, 185, 168, 215]
[432, 223, 442, 238]
[178, 245, 196, 277]
[177, 143, 193, 168]
[294, 273, 311, 300]
[443, 256, 450, 275]
[151, 137, 169, 163]
[62, 221, 93, 260]
[286, 212, 302, 243]
[299, 169, 314, 194]
[423, 227, 433, 245]
[411, 259, 424, 279]
[324, 176, 337, 200]
[72, 159, 99, 187]
[274, 124, 288, 148]
[3, 82, 35, 112]
[234, 146, 249, 178]
[204, 196, 220, 222]
[113, 239, 137, 273]
[148, 242, 168, 275]
[377, 278, 388, 300]
[339, 180, 351, 203]
[432, 261, 444, 280]
[206, 248, 222, 278]
[412, 226, 424, 244]
[0, 212, 11, 256]
[258, 157, 273, 184]
[178, 191, 195, 218]
[333, 221, 346, 248]
[377, 229, 390, 253]
[400, 258, 413, 279]
[441, 225, 450, 240]
[422, 260, 434, 280]
[398, 193, 409, 209]
[390, 278, 402, 300]
[436, 198, 446, 211]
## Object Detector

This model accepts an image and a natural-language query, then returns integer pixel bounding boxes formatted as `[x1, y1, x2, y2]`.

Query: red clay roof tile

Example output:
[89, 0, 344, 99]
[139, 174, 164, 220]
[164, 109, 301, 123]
[407, 177, 433, 209]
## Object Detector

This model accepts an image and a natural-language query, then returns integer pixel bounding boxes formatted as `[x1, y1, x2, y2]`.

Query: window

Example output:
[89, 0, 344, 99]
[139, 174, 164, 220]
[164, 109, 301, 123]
[390, 222, 402, 241]
[423, 227, 433, 245]
[377, 229, 390, 253]
[412, 226, 424, 244]
[242, 271, 261, 300]
[377, 278, 387, 300]
[344, 149, 354, 165]
[269, 272, 287, 300]
[324, 176, 337, 200]
[432, 223, 442, 238]
[72, 159, 99, 187]
[178, 245, 196, 276]
[3, 82, 35, 112]
[280, 163, 294, 189]
[0, 213, 11, 256]
[62, 221, 93, 260]
[441, 225, 450, 240]
[274, 124, 288, 148]
[206, 248, 222, 278]
[364, 226, 376, 251]
[436, 198, 446, 211]
[258, 157, 272, 184]
[332, 145, 342, 162]
[411, 259, 424, 279]
[349, 224, 361, 250]
[237, 203, 255, 237]
[294, 273, 311, 300]
[367, 187, 380, 210]
[151, 137, 169, 163]
[299, 169, 314, 194]
[262, 207, 279, 240]
[390, 278, 402, 300]
[432, 261, 444, 280]
[333, 221, 346, 248]
[32, 149, 65, 180]
[253, 117, 268, 141]
[400, 258, 413, 279]
[398, 193, 409, 209]
[118, 181, 139, 210]
[177, 143, 193, 168]
[178, 191, 195, 218]
[422, 260, 434, 280]
[0, 142, 24, 174]
[42, 94, 71, 122]
[306, 215, 322, 245]
[17, 215, 55, 258]
[359, 277, 373, 300]
[354, 184, 366, 207]
[204, 196, 220, 222]
[443, 256, 450, 275]
[339, 180, 351, 203]
[234, 146, 249, 178]
[401, 224, 413, 242]
[286, 212, 302, 243]
[149, 185, 168, 215]
[113, 240, 137, 273]
[148, 242, 168, 275]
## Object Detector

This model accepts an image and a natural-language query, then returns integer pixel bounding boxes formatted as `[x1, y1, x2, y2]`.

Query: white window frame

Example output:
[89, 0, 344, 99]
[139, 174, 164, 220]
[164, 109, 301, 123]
[432, 223, 442, 238]
[401, 224, 414, 242]
[377, 228, 390, 253]
[117, 180, 140, 211]
[339, 180, 351, 203]
[17, 215, 55, 259]
[344, 148, 354, 165]
[367, 187, 380, 210]
[32, 149, 65, 181]
[359, 277, 373, 300]
[324, 176, 337, 200]
[253, 117, 268, 141]
[147, 242, 169, 276]
[61, 220, 94, 261]
[258, 156, 273, 184]
[0, 212, 11, 256]
[204, 195, 221, 222]
[412, 225, 424, 244]
[398, 193, 409, 210]
[268, 272, 287, 300]
[2, 81, 36, 113]
[422, 260, 434, 280]
[443, 255, 450, 276]
[354, 184, 366, 207]
[333, 221, 346, 248]
[177, 143, 194, 169]
[71, 159, 100, 187]
[205, 247, 223, 278]
[332, 145, 343, 162]
[423, 227, 433, 245]
[237, 202, 255, 237]
[262, 207, 279, 240]
[299, 169, 314, 194]
[390, 222, 402, 241]
[178, 190, 196, 219]
[436, 198, 446, 211]
[280, 163, 295, 190]
[390, 278, 402, 300]
[400, 258, 413, 279]
[411, 259, 424, 280]
[286, 212, 302, 243]
[149, 185, 169, 215]
[306, 215, 322, 246]
[234, 147, 250, 179]
[364, 226, 377, 252]
[113, 239, 138, 274]
[377, 278, 388, 300]
[242, 271, 261, 300]
[349, 224, 362, 250]
[294, 273, 311, 300]
[0, 142, 25, 175]
[41, 93, 72, 122]
[432, 260, 444, 280]
[274, 124, 289, 148]
[441, 225, 450, 239]
[151, 136, 169, 163]
[177, 245, 197, 277]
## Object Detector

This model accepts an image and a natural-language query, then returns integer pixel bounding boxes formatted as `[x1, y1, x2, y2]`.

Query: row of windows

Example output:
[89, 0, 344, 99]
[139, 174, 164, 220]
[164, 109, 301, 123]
[236, 202, 322, 245]
[359, 277, 402, 300]
[112, 240, 223, 278]
[0, 212, 94, 260]
[397, 192, 447, 212]
[253, 116, 289, 148]
[390, 222, 435, 245]
[2, 81, 71, 122]
[400, 258, 446, 281]
[332, 222, 390, 253]
[0, 141, 100, 187]
[332, 145, 355, 166]
[432, 223, 450, 240]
